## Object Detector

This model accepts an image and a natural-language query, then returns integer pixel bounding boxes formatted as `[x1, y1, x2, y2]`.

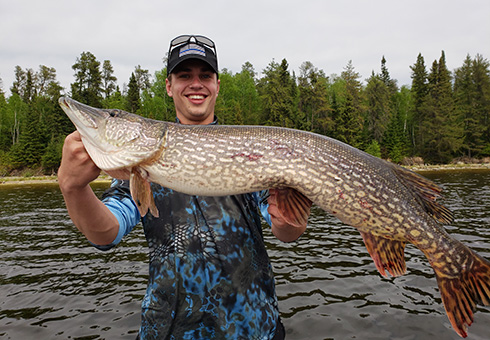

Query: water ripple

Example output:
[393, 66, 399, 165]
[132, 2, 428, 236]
[1, 173, 490, 339]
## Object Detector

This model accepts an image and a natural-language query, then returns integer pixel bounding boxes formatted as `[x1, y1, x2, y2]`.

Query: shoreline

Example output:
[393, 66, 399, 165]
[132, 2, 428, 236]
[0, 174, 113, 186]
[407, 163, 490, 172]
[2, 164, 490, 186]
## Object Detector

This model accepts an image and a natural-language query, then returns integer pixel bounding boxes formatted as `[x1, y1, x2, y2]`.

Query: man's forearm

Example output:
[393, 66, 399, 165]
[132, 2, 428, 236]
[58, 131, 120, 246]
[61, 184, 119, 246]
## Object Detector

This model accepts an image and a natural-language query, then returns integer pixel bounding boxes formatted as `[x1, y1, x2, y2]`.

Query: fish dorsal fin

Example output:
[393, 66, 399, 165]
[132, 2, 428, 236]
[360, 231, 407, 277]
[390, 164, 454, 224]
[129, 167, 159, 218]
[274, 188, 312, 228]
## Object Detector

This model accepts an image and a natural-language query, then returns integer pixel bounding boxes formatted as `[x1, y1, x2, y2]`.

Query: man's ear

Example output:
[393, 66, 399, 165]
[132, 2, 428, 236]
[165, 78, 173, 97]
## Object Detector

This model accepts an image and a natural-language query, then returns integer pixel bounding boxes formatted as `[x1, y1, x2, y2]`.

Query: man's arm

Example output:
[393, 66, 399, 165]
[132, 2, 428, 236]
[267, 188, 311, 243]
[58, 131, 120, 246]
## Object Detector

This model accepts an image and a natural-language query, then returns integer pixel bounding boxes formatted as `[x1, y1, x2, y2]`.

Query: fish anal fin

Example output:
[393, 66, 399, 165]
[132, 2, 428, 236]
[274, 188, 312, 228]
[434, 251, 490, 338]
[390, 164, 454, 224]
[360, 231, 407, 278]
[129, 168, 159, 218]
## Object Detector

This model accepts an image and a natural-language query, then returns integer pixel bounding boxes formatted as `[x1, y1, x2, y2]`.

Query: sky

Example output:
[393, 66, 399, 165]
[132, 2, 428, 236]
[1, 0, 489, 96]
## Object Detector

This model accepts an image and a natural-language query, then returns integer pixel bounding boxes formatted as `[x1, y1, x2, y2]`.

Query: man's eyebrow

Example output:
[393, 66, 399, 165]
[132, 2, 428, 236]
[173, 67, 190, 73]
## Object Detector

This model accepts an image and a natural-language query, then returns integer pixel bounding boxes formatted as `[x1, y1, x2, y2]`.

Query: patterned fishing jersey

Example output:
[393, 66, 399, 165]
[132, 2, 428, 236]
[99, 179, 281, 339]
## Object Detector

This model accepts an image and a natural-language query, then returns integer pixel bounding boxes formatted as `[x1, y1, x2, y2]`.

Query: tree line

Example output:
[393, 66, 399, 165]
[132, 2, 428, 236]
[1, 50, 490, 176]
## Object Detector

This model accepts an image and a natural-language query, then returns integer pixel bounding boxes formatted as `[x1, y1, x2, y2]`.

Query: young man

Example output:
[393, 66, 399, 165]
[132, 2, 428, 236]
[58, 35, 310, 339]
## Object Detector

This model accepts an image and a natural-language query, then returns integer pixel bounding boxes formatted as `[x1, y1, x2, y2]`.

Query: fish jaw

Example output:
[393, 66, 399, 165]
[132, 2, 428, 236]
[59, 97, 167, 171]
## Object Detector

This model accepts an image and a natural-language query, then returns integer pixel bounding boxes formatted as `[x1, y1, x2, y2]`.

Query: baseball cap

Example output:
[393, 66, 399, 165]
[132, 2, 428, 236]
[167, 35, 218, 76]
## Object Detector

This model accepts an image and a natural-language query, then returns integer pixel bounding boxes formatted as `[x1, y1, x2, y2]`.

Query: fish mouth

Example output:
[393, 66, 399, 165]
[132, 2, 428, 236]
[59, 97, 108, 131]
[58, 97, 167, 171]
[58, 97, 121, 167]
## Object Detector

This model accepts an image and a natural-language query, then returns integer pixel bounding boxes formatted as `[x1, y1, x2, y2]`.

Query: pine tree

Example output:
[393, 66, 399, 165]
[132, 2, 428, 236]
[236, 62, 261, 125]
[471, 55, 490, 153]
[365, 73, 391, 144]
[126, 72, 140, 113]
[0, 88, 9, 151]
[134, 65, 151, 92]
[23, 69, 36, 103]
[384, 89, 411, 163]
[389, 86, 412, 159]
[298, 61, 332, 135]
[102, 60, 117, 99]
[37, 65, 58, 97]
[71, 51, 103, 107]
[9, 103, 47, 168]
[257, 59, 299, 128]
[332, 61, 364, 148]
[380, 56, 398, 94]
[409, 53, 429, 155]
[455, 54, 490, 157]
[10, 66, 26, 98]
[454, 55, 481, 157]
[421, 52, 463, 163]
[215, 69, 240, 125]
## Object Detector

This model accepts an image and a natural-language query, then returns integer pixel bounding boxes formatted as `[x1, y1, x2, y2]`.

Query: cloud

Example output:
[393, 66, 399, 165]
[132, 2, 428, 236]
[1, 0, 489, 95]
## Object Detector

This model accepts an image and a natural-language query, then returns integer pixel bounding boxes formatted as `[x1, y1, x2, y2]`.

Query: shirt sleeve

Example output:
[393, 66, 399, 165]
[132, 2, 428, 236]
[254, 190, 272, 226]
[91, 179, 141, 251]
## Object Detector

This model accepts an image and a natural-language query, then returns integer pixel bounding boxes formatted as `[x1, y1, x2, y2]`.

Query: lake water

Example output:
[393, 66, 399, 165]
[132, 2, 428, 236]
[1, 170, 489, 339]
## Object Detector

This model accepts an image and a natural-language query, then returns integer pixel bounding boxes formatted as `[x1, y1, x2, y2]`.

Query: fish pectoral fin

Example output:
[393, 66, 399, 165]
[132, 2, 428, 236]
[129, 168, 159, 218]
[274, 188, 312, 228]
[360, 231, 407, 278]
[433, 250, 490, 338]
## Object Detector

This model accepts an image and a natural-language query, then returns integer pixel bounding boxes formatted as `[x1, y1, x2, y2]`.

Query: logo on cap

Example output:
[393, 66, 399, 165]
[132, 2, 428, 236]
[179, 43, 206, 58]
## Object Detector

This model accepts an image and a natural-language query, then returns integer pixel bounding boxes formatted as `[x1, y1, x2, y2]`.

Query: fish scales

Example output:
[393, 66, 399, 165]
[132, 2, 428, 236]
[140, 118, 473, 279]
[59, 97, 490, 338]
[158, 124, 416, 240]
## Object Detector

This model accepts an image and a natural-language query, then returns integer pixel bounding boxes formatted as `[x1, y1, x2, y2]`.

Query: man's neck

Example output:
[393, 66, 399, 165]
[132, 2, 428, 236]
[175, 115, 218, 125]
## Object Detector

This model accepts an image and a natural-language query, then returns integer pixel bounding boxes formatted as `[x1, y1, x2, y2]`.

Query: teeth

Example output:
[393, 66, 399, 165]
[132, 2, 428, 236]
[189, 95, 204, 100]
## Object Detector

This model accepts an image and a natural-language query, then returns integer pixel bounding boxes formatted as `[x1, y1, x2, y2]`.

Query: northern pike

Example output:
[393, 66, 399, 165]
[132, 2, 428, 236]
[59, 96, 490, 338]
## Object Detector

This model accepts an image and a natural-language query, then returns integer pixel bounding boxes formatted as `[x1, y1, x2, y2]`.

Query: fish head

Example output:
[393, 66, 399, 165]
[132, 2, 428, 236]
[59, 97, 166, 171]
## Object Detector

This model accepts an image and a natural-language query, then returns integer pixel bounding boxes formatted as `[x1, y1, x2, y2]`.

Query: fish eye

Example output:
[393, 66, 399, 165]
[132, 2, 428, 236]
[108, 110, 119, 117]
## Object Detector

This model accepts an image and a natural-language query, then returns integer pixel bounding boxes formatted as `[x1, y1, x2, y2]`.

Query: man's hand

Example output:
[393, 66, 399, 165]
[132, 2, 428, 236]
[58, 131, 130, 191]
[58, 131, 100, 192]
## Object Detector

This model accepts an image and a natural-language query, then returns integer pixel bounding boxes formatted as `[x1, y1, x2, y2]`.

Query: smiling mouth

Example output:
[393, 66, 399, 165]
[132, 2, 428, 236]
[187, 94, 206, 100]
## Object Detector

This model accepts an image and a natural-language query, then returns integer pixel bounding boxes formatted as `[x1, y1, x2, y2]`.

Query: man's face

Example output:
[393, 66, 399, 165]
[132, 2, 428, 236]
[166, 59, 220, 125]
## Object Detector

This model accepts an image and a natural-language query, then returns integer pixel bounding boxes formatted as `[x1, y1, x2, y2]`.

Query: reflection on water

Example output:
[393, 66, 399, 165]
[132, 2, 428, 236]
[1, 171, 489, 339]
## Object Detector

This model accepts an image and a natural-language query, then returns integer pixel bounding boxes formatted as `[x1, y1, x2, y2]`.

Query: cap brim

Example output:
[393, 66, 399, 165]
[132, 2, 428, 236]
[168, 54, 219, 75]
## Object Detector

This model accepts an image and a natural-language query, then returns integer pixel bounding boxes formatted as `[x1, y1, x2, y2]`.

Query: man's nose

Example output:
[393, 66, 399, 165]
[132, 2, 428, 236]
[189, 75, 203, 88]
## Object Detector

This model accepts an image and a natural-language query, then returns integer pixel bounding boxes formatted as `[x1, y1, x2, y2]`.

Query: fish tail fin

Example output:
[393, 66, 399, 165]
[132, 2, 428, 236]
[434, 250, 490, 338]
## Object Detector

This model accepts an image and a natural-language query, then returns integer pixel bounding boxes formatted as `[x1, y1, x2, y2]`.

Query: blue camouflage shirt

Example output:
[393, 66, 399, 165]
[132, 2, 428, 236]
[99, 179, 281, 340]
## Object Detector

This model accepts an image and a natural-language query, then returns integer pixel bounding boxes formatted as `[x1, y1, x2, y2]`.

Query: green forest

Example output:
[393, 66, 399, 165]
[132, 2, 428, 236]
[1, 50, 490, 177]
